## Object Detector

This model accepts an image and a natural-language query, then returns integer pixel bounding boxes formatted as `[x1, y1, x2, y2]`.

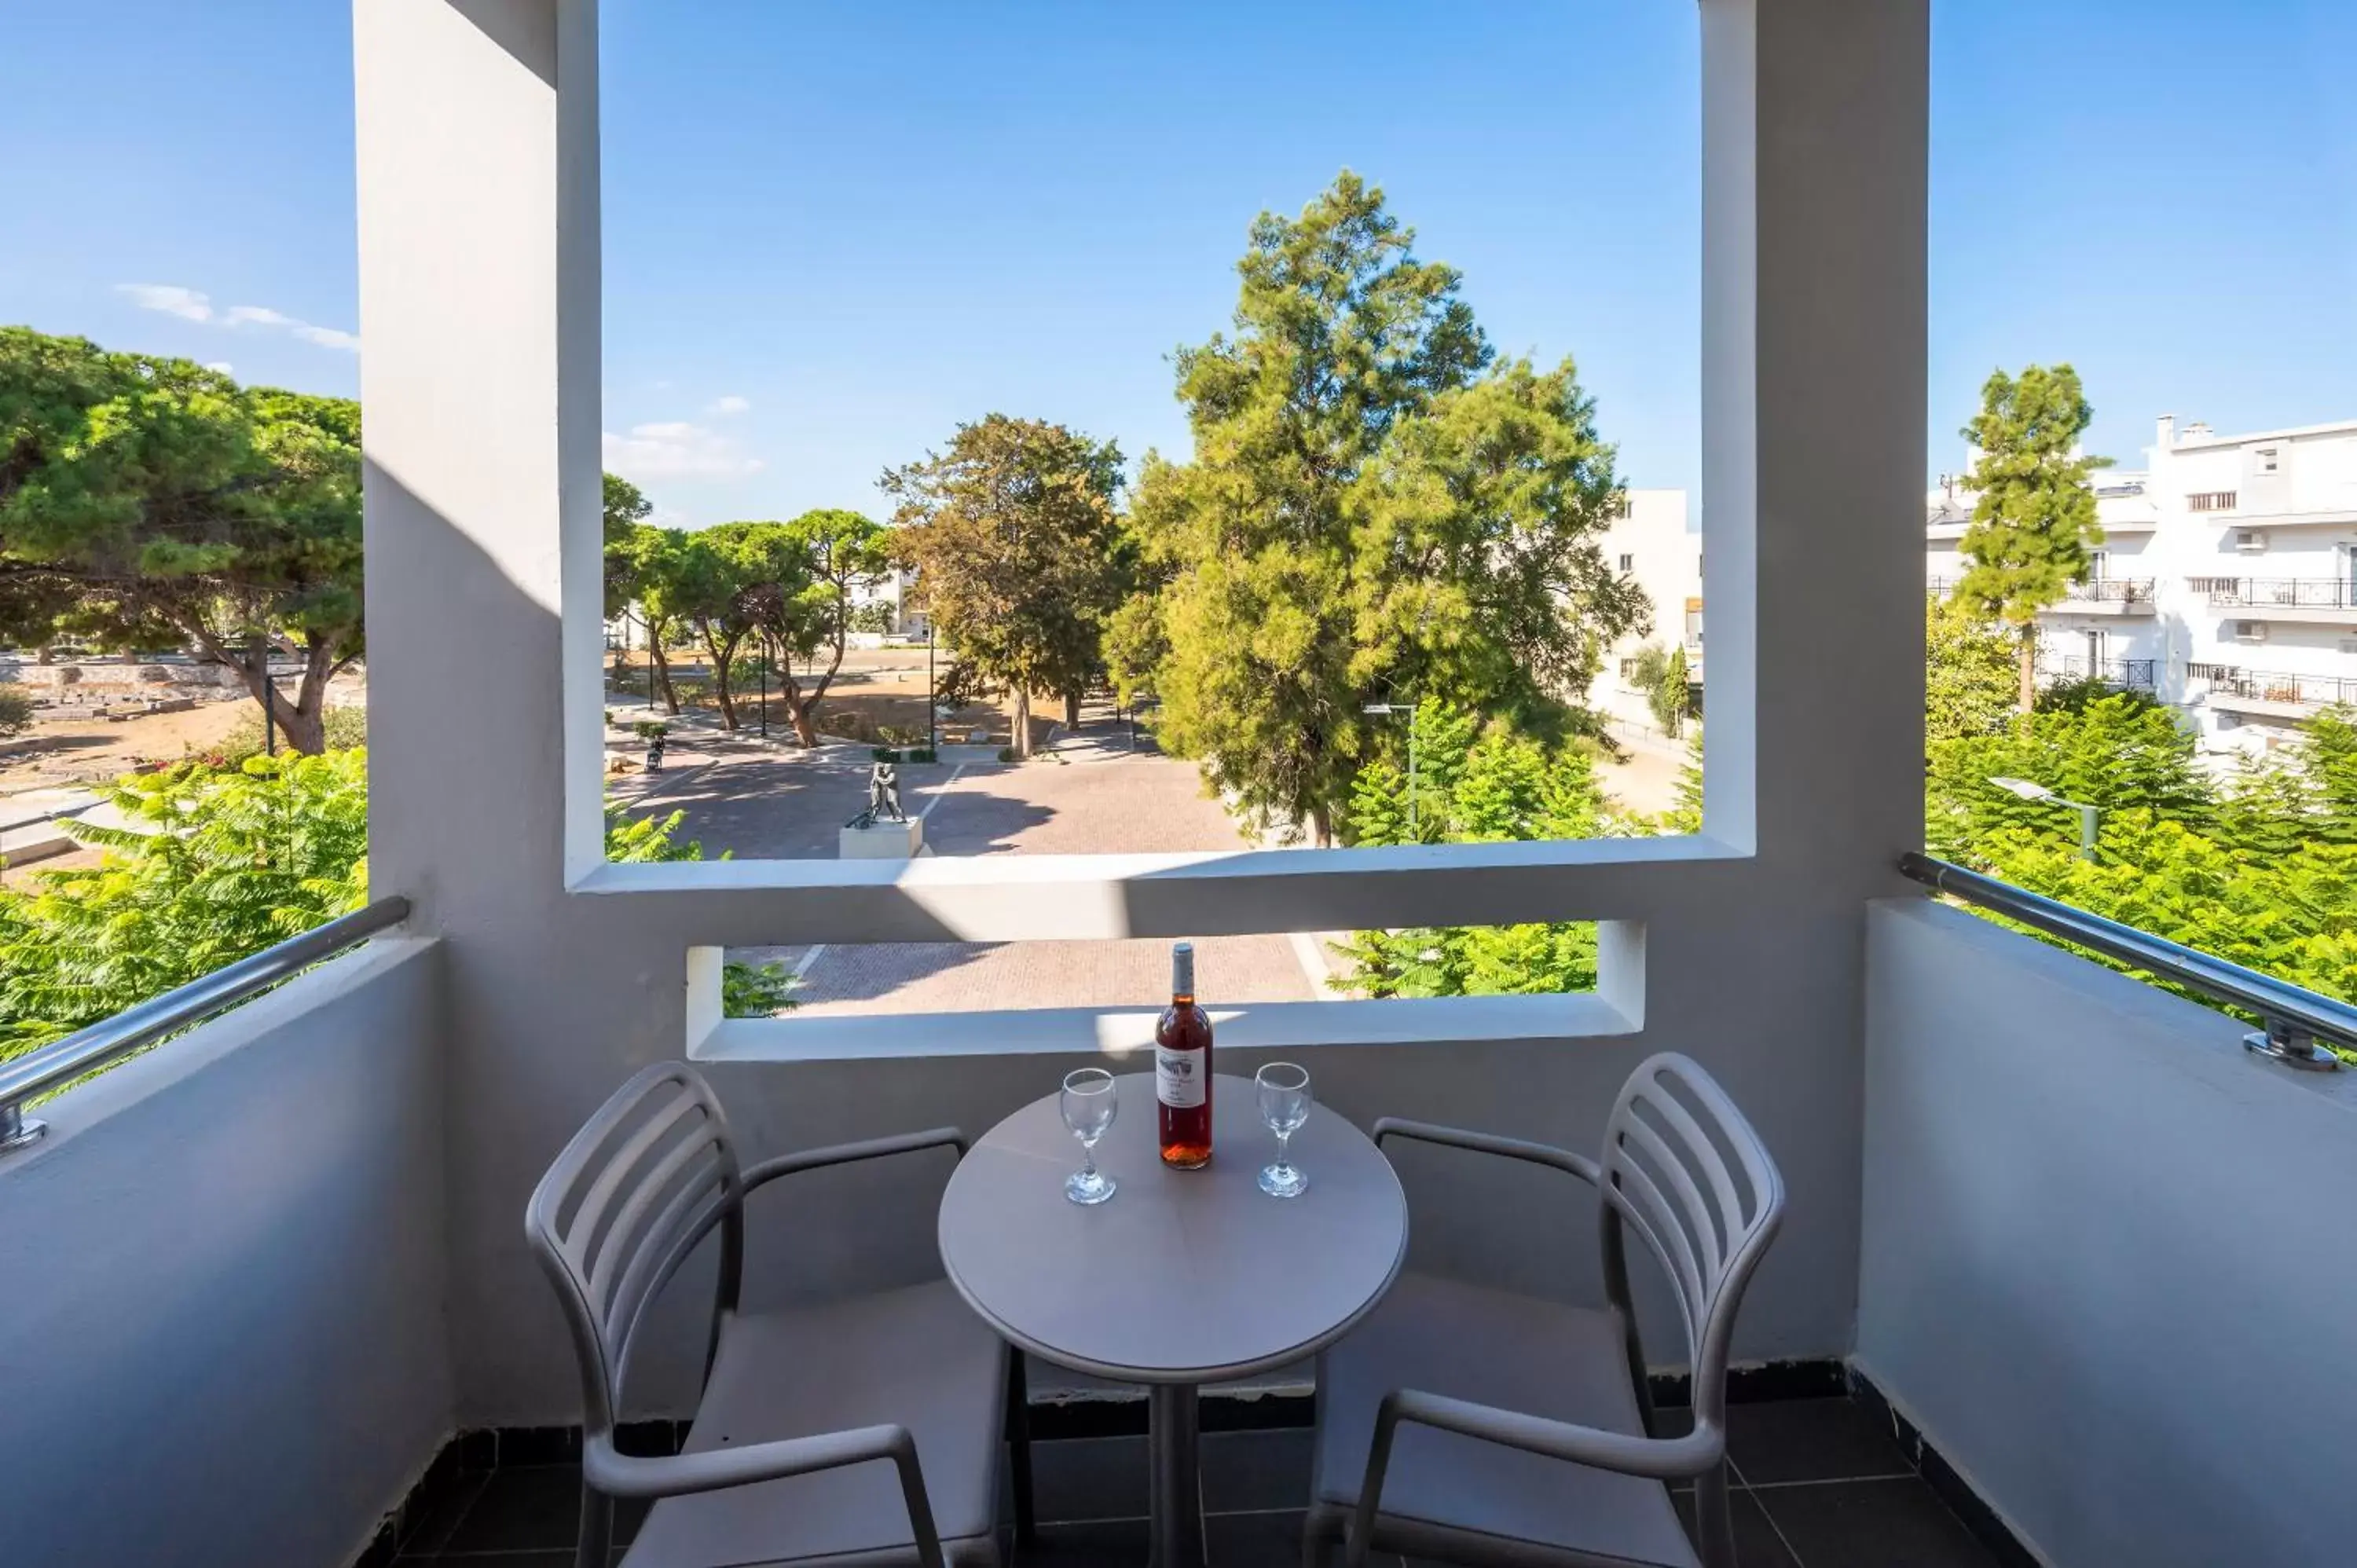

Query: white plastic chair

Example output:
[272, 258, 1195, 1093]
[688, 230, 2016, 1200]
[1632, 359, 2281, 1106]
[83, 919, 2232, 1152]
[1306, 1053, 1785, 1568]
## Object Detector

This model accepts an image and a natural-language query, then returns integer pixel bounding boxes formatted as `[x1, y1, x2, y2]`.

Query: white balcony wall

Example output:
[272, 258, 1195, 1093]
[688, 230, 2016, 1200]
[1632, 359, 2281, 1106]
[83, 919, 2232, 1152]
[0, 940, 449, 1568]
[357, 0, 1925, 1427]
[1859, 900, 2357, 1568]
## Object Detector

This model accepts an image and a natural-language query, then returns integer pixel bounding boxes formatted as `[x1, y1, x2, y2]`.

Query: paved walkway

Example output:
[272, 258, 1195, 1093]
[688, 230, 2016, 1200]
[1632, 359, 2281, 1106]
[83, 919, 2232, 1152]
[647, 709, 1336, 1013]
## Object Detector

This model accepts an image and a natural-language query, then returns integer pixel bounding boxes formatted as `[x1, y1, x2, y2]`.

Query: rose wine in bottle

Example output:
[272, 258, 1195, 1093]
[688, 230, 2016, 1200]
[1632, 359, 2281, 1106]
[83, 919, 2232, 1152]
[1157, 942, 1213, 1168]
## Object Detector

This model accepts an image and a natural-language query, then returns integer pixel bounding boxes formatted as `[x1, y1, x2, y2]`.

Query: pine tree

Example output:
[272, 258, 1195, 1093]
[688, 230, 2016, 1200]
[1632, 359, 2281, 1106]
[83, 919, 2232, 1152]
[1953, 365, 2110, 713]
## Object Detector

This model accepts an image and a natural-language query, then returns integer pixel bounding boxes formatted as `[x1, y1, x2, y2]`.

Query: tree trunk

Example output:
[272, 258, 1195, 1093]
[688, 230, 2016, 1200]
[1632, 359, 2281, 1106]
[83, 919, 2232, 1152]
[777, 671, 819, 747]
[1064, 689, 1082, 727]
[1011, 687, 1032, 759]
[1310, 802, 1334, 848]
[230, 638, 332, 753]
[35, 645, 53, 666]
[650, 637, 680, 714]
[2017, 625, 2038, 714]
[706, 635, 740, 730]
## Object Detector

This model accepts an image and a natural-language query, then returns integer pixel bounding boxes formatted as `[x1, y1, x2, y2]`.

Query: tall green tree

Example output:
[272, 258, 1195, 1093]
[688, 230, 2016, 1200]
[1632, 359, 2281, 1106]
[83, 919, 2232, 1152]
[882, 416, 1127, 758]
[1629, 643, 1693, 738]
[1953, 364, 2110, 713]
[1131, 173, 1644, 843]
[0, 328, 363, 752]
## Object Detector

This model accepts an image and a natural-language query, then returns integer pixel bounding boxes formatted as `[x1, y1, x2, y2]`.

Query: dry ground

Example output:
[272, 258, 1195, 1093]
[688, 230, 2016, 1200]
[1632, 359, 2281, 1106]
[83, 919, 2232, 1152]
[0, 698, 251, 793]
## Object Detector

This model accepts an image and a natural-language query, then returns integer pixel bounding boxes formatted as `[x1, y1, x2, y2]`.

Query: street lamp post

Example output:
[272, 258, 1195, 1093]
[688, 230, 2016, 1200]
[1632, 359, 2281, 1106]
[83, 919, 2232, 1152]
[1363, 701, 1420, 836]
[758, 640, 768, 738]
[1990, 775, 2099, 861]
[926, 624, 937, 756]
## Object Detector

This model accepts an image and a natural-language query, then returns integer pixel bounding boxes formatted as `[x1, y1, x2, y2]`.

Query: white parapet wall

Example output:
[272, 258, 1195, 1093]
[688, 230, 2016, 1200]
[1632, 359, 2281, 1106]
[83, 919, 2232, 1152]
[1860, 898, 2357, 1568]
[0, 939, 452, 1568]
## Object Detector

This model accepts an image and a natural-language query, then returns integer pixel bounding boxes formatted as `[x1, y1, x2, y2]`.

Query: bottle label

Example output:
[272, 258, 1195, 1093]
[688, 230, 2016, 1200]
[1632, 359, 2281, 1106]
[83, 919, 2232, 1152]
[1156, 1046, 1205, 1108]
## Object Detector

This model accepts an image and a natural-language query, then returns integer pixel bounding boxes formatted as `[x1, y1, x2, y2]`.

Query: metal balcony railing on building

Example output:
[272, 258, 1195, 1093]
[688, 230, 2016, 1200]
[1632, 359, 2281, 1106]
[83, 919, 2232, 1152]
[2187, 664, 2357, 711]
[2191, 577, 2357, 611]
[2056, 577, 2155, 606]
[2037, 654, 2156, 692]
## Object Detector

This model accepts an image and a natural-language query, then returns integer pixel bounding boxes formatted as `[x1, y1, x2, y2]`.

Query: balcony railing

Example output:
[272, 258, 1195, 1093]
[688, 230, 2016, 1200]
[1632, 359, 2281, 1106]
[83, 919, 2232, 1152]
[0, 896, 412, 1150]
[2191, 577, 2357, 611]
[2187, 664, 2357, 711]
[1925, 578, 2154, 607]
[2037, 654, 2156, 692]
[2057, 577, 2154, 606]
[1901, 852, 2352, 1067]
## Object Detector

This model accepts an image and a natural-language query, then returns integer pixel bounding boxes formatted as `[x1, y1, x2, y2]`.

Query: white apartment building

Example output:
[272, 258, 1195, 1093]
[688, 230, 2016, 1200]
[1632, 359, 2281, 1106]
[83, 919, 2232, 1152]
[847, 565, 927, 641]
[1928, 414, 2357, 759]
[1586, 488, 1701, 731]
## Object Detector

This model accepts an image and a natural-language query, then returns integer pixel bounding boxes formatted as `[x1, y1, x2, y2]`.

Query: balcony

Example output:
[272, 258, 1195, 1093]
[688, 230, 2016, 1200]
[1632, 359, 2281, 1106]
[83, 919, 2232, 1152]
[2193, 577, 2357, 624]
[2037, 654, 2157, 693]
[2054, 577, 2156, 614]
[2189, 663, 2357, 720]
[1924, 578, 2155, 615]
[7, 7, 2355, 1568]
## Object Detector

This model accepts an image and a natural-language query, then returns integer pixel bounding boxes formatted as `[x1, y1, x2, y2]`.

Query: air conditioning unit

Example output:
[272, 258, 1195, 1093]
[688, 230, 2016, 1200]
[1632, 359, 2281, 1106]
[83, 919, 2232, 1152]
[2234, 620, 2267, 643]
[2234, 529, 2267, 553]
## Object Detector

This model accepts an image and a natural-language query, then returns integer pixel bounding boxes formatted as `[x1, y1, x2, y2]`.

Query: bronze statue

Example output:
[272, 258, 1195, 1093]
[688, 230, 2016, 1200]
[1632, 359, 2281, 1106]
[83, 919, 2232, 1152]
[865, 760, 906, 824]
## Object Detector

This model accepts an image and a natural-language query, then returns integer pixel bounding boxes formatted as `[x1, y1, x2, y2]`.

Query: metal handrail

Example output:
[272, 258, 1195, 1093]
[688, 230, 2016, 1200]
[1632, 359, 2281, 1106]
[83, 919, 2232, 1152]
[0, 895, 412, 1152]
[1900, 852, 2348, 1070]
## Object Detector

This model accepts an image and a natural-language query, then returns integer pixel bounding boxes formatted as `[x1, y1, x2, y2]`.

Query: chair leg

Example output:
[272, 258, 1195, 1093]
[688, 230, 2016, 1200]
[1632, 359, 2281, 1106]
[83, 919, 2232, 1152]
[1299, 1508, 1328, 1568]
[1005, 1348, 1037, 1545]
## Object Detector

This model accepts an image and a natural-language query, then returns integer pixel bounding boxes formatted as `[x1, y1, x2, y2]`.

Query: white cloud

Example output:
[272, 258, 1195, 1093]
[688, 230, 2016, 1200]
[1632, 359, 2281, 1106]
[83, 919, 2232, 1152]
[601, 421, 765, 481]
[115, 284, 360, 354]
[706, 394, 752, 417]
[118, 284, 214, 322]
[203, 361, 234, 376]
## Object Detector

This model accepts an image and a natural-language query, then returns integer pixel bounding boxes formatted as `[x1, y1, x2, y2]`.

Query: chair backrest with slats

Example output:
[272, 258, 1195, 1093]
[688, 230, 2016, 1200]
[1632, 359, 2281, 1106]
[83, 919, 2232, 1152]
[1596, 1053, 1785, 1430]
[526, 1063, 746, 1440]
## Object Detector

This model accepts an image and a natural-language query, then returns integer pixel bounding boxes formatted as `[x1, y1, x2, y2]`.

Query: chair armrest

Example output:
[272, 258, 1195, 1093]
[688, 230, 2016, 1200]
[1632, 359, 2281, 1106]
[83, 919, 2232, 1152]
[1372, 1118, 1600, 1185]
[1343, 1387, 1721, 1568]
[741, 1127, 968, 1194]
[586, 1425, 948, 1568]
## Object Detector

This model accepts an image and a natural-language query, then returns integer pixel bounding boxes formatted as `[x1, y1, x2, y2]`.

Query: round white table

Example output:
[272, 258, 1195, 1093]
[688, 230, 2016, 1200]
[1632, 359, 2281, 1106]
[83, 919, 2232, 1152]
[937, 1072, 1408, 1567]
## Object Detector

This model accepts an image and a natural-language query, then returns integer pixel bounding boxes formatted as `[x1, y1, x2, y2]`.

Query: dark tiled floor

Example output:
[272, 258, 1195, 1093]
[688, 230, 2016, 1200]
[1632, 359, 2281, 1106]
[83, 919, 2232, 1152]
[392, 1398, 2005, 1566]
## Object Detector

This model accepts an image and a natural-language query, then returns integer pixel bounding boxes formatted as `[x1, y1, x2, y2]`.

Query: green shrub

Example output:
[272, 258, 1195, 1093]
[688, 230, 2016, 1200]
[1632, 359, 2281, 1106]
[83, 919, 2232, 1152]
[997, 746, 1021, 764]
[0, 683, 32, 739]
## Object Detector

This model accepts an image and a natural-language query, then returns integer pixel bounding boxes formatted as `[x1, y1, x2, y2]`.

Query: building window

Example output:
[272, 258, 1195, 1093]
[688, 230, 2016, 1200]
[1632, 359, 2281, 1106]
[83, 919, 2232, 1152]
[1613, 493, 1633, 519]
[2256, 448, 2280, 474]
[1618, 553, 1634, 573]
[1618, 657, 1638, 680]
[2188, 491, 2238, 512]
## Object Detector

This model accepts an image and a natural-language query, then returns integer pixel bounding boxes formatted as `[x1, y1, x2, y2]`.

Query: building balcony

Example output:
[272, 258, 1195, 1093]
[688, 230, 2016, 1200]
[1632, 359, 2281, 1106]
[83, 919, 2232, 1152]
[7, 853, 2355, 1568]
[2189, 662, 2357, 720]
[2039, 654, 2157, 693]
[10, 8, 2353, 1568]
[2193, 577, 2357, 623]
[1925, 578, 2155, 615]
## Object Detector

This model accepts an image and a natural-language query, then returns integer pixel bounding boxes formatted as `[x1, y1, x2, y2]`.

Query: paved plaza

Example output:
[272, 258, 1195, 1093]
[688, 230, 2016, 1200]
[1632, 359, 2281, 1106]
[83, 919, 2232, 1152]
[624, 705, 1656, 1018]
[625, 712, 1337, 1013]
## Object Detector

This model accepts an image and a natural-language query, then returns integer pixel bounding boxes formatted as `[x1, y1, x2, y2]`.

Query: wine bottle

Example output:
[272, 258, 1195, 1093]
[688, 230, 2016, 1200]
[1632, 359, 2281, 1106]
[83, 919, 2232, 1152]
[1157, 941, 1213, 1168]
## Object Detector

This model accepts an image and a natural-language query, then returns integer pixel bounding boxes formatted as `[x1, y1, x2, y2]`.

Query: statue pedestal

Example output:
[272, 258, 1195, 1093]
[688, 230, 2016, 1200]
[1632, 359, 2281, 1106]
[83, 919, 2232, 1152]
[839, 818, 925, 860]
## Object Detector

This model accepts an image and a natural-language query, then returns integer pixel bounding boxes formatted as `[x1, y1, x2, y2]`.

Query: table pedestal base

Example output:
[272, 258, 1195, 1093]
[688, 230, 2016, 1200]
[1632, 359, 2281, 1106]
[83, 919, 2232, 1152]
[1148, 1383, 1204, 1568]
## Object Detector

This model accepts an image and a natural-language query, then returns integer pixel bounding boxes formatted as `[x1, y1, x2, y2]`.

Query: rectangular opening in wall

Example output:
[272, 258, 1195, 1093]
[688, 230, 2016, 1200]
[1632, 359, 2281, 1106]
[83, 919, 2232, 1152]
[594, 2, 1704, 867]
[718, 923, 1599, 1026]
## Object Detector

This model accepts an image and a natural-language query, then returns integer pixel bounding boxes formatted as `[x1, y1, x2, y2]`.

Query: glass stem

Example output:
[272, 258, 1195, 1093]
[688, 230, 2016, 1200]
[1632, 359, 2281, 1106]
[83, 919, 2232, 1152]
[1277, 1129, 1292, 1171]
[1082, 1138, 1098, 1179]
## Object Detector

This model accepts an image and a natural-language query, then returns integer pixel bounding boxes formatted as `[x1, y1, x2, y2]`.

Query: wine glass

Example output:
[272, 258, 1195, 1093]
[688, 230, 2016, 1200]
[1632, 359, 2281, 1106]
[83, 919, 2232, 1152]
[1060, 1068, 1119, 1205]
[1255, 1062, 1310, 1198]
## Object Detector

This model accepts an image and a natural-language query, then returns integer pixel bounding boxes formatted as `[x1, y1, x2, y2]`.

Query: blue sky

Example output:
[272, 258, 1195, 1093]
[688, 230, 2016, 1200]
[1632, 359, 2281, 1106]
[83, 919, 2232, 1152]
[3, 2, 2350, 526]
